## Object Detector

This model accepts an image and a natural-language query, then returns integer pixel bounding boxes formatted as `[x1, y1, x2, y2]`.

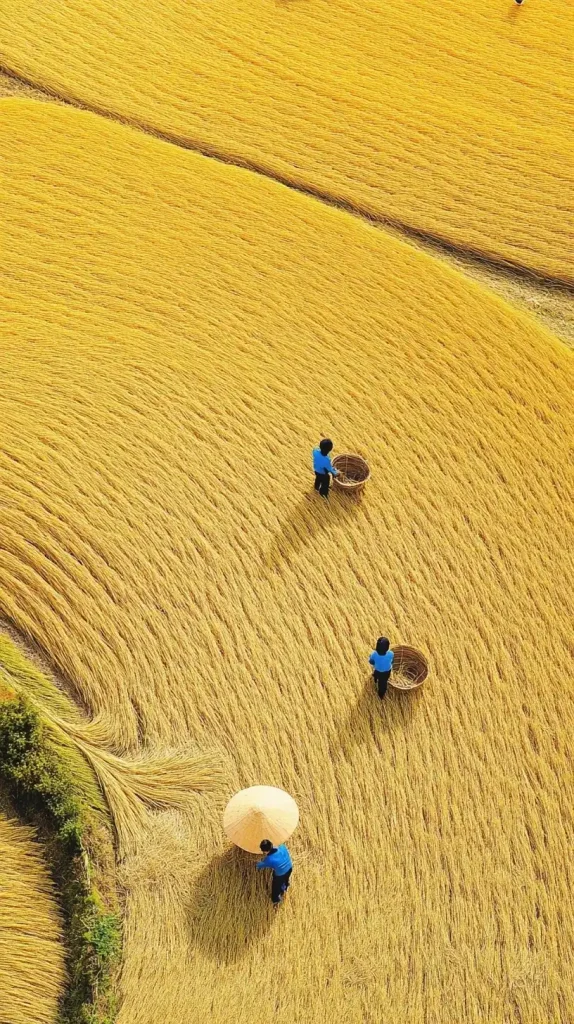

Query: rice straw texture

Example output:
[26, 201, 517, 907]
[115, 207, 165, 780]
[1, 0, 573, 279]
[0, 814, 66, 1023]
[1, 99, 573, 1024]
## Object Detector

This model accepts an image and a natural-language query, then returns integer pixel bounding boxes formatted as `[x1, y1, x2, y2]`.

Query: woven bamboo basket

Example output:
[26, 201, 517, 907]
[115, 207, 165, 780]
[389, 646, 429, 691]
[332, 453, 370, 492]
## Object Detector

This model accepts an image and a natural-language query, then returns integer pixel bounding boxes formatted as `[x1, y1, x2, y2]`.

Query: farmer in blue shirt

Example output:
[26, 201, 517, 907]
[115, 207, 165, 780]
[256, 840, 293, 906]
[312, 438, 339, 498]
[369, 637, 394, 698]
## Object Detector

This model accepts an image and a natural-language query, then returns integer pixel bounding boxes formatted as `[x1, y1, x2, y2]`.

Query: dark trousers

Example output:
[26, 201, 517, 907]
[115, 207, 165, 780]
[374, 670, 391, 699]
[271, 869, 292, 904]
[314, 471, 330, 497]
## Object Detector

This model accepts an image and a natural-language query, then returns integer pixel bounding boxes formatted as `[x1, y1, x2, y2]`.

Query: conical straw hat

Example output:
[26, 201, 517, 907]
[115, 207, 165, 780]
[223, 785, 299, 853]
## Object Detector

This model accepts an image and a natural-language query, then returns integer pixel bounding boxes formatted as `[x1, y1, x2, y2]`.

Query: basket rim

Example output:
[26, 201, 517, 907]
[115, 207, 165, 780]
[332, 452, 371, 484]
[391, 645, 429, 685]
[389, 676, 425, 691]
[333, 477, 367, 489]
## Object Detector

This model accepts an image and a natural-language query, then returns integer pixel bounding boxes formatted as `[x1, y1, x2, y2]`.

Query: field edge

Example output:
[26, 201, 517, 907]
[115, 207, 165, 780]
[0, 632, 122, 1024]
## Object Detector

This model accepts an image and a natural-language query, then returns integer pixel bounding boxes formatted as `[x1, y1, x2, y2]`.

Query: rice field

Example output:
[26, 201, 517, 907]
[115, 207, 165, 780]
[2, 0, 573, 279]
[1, 97, 573, 1023]
[0, 814, 66, 1024]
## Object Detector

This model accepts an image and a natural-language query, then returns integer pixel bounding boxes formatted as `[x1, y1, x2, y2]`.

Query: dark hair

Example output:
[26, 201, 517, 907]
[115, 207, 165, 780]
[260, 839, 274, 853]
[376, 637, 390, 655]
[319, 438, 333, 455]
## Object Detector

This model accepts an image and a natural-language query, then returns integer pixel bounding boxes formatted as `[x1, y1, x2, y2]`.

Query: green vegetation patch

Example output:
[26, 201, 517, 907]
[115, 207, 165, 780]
[0, 635, 105, 816]
[0, 638, 120, 1024]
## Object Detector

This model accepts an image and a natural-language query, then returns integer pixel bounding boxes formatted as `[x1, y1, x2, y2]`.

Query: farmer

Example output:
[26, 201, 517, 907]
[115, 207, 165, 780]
[312, 438, 339, 498]
[256, 839, 293, 907]
[369, 637, 394, 699]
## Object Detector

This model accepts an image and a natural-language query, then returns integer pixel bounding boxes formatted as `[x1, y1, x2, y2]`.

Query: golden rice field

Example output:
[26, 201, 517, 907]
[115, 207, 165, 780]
[1, 97, 573, 1023]
[0, 814, 66, 1024]
[2, 0, 573, 280]
[2, 64, 572, 352]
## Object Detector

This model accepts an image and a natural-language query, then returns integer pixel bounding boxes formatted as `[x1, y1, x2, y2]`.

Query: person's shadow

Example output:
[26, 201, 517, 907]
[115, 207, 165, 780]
[187, 846, 275, 965]
[265, 489, 364, 570]
[338, 675, 421, 761]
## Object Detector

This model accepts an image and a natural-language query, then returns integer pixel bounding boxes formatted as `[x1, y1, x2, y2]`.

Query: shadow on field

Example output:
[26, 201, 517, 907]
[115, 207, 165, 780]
[187, 846, 275, 964]
[266, 489, 363, 568]
[338, 676, 421, 760]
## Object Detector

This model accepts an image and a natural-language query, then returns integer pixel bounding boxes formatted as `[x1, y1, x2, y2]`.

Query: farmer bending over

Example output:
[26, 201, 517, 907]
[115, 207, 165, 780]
[312, 438, 339, 498]
[256, 840, 293, 907]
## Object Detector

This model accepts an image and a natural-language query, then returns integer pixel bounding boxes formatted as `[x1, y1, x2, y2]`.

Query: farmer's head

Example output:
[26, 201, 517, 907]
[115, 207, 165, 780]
[376, 637, 390, 655]
[319, 438, 333, 455]
[260, 839, 274, 853]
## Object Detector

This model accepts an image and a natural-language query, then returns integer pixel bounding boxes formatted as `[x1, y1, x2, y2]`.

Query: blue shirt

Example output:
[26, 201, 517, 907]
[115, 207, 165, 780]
[369, 650, 394, 672]
[256, 844, 292, 876]
[313, 448, 339, 475]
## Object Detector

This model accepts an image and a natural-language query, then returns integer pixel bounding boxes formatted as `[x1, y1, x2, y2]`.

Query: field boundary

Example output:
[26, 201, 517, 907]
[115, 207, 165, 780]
[2, 63, 573, 293]
[0, 637, 121, 1024]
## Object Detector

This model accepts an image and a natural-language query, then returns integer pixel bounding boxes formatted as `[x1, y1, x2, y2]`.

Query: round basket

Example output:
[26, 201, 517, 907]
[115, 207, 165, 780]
[390, 646, 429, 691]
[332, 453, 370, 492]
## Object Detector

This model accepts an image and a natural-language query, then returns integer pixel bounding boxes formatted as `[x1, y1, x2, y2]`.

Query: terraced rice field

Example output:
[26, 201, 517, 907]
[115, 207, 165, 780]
[0, 814, 66, 1024]
[2, 0, 574, 279]
[1, 95, 573, 1023]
